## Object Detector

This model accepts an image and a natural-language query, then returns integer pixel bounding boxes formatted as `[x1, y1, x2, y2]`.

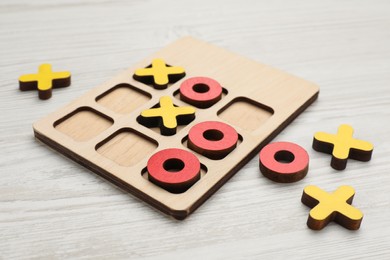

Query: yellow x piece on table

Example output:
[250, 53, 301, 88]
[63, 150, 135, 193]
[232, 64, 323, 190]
[19, 64, 71, 100]
[301, 185, 363, 230]
[313, 124, 373, 170]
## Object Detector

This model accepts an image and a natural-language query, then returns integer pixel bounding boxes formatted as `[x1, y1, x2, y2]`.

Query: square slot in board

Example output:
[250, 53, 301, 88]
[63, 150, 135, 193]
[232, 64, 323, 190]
[96, 128, 158, 167]
[54, 107, 114, 142]
[33, 37, 319, 219]
[96, 83, 151, 114]
[218, 97, 273, 132]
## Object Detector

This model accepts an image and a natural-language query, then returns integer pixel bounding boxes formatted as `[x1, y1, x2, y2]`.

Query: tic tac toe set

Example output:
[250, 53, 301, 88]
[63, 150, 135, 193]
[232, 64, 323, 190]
[23, 37, 373, 229]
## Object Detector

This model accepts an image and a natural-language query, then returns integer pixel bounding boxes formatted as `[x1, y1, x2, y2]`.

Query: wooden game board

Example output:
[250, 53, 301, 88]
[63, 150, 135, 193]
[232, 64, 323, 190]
[33, 37, 319, 219]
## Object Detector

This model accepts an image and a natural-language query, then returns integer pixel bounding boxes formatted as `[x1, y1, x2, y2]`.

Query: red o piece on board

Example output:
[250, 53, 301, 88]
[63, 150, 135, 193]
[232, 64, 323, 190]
[147, 148, 201, 193]
[188, 121, 238, 160]
[259, 142, 309, 183]
[179, 77, 223, 108]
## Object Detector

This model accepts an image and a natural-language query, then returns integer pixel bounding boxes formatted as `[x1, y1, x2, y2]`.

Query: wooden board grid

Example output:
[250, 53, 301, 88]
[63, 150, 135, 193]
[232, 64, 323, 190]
[33, 37, 319, 219]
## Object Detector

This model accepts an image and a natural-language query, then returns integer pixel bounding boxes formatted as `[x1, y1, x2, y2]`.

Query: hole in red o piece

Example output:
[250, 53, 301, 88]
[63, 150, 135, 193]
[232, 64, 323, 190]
[192, 83, 210, 93]
[203, 129, 224, 141]
[274, 150, 295, 164]
[163, 158, 185, 172]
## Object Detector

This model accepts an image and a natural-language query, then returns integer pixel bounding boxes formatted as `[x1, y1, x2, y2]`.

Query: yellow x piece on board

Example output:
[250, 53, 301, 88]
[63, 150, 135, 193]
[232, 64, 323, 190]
[140, 96, 195, 135]
[134, 58, 185, 89]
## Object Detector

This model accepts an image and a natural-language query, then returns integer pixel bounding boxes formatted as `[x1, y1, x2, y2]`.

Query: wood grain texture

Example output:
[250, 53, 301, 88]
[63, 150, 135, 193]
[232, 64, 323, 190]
[1, 0, 390, 259]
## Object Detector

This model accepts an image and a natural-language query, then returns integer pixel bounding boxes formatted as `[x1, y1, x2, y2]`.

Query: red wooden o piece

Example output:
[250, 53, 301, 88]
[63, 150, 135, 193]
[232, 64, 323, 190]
[188, 121, 238, 159]
[179, 77, 223, 108]
[147, 148, 200, 193]
[259, 142, 309, 183]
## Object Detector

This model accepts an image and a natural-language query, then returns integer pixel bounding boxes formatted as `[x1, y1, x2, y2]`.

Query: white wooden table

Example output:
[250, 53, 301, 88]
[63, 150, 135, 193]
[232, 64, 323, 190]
[1, 0, 389, 259]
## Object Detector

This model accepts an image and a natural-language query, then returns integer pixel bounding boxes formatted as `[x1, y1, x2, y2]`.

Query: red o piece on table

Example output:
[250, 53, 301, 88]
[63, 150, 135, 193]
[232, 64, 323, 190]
[147, 148, 200, 193]
[180, 77, 223, 108]
[259, 142, 309, 183]
[188, 121, 238, 160]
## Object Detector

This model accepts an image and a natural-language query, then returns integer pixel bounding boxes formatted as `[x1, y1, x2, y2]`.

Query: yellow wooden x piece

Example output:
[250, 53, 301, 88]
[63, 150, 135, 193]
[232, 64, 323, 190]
[19, 64, 71, 99]
[134, 58, 185, 89]
[313, 124, 373, 170]
[302, 185, 363, 230]
[140, 96, 195, 135]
